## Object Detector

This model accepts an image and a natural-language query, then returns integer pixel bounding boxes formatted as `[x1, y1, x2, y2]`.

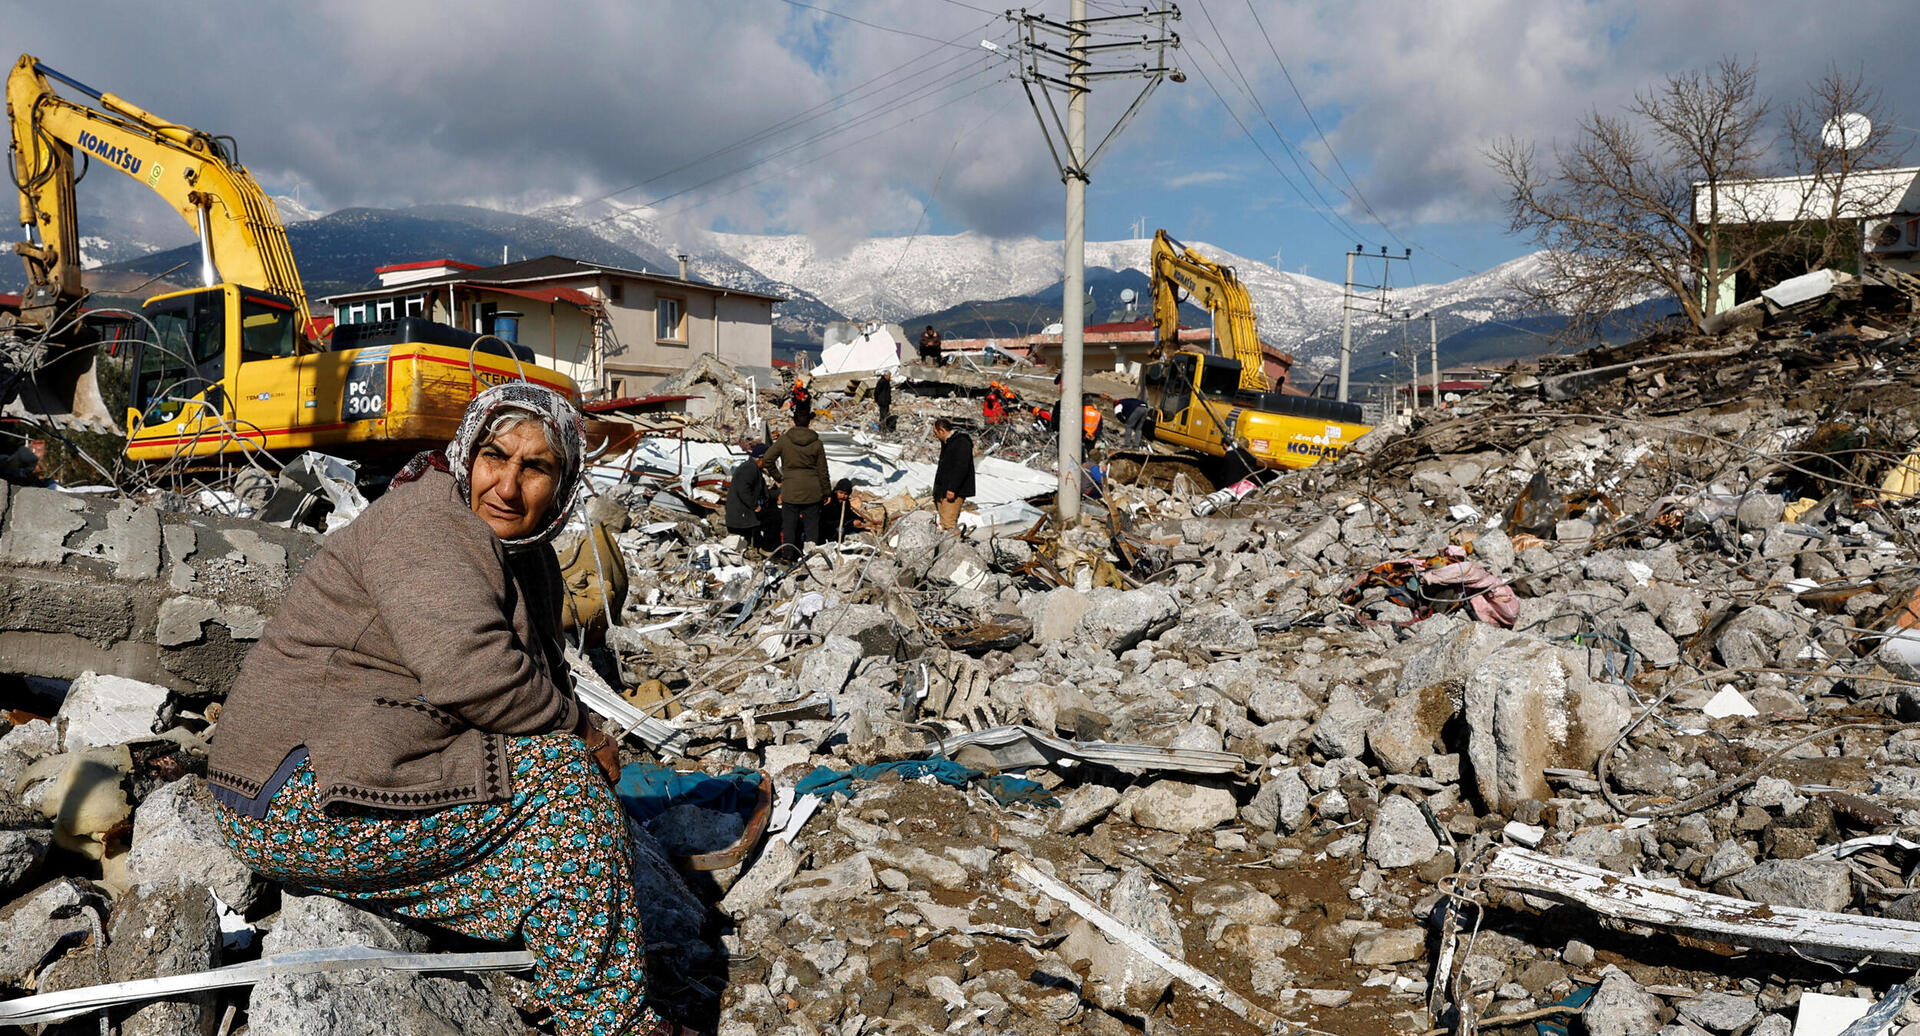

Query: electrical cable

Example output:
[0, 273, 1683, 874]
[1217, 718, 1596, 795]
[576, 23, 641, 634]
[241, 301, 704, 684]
[648, 72, 1009, 224]
[777, 0, 995, 50]
[568, 21, 1003, 223]
[885, 94, 1022, 281]
[1187, 0, 1370, 244]
[1239, 0, 1409, 252]
[587, 54, 1003, 226]
[1178, 38, 1376, 248]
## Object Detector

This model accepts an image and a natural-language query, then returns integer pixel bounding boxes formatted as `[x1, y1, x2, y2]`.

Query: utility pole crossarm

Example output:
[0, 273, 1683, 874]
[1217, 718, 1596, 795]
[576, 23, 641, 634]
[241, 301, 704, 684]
[1009, 1, 1182, 521]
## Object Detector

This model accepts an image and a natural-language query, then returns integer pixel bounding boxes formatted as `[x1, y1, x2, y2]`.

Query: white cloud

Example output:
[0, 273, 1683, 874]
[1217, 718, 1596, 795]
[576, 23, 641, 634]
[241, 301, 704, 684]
[1166, 170, 1237, 189]
[18, 0, 1920, 251]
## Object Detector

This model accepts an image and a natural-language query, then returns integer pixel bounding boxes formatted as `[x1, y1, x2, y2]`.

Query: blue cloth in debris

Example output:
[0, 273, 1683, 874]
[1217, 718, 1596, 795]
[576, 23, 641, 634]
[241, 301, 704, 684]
[615, 762, 763, 824]
[793, 759, 1058, 808]
[1533, 985, 1595, 1036]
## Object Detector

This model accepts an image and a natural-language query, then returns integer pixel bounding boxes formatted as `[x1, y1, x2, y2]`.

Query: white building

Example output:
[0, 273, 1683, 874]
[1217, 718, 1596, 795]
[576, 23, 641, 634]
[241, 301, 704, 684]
[1693, 166, 1920, 315]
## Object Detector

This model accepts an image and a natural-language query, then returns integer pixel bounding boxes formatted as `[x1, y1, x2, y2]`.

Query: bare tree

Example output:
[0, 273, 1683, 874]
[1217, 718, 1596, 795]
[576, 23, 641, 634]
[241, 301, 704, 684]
[1490, 58, 1907, 338]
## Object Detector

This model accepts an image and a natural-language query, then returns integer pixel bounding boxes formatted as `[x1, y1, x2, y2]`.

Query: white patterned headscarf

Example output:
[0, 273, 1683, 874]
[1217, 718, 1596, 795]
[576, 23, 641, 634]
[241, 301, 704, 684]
[393, 383, 587, 552]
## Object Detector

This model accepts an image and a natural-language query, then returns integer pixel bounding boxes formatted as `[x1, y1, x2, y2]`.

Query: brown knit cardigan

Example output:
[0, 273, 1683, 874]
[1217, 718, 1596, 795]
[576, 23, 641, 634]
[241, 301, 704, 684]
[207, 468, 580, 812]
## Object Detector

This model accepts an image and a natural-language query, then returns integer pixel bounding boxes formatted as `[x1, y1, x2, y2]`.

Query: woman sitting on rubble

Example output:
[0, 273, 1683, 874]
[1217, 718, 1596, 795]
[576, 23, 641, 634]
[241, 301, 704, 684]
[207, 383, 688, 1036]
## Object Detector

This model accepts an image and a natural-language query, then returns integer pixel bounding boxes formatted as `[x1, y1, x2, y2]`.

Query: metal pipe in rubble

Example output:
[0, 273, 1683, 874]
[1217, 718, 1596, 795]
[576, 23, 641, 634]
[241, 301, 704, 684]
[1057, 0, 1088, 522]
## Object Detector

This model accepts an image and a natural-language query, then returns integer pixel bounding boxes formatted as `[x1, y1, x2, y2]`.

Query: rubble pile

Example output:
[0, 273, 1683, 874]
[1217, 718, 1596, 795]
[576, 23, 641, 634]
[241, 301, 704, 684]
[3, 297, 1920, 1036]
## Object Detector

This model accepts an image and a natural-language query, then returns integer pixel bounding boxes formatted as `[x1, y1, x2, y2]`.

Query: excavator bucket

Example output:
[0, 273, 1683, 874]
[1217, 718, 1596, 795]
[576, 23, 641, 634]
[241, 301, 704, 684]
[0, 314, 120, 435]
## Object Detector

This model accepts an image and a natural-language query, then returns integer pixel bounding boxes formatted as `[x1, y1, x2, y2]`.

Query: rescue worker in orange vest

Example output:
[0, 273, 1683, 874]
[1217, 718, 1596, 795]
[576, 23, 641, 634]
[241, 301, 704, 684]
[983, 386, 1007, 424]
[1082, 403, 1103, 453]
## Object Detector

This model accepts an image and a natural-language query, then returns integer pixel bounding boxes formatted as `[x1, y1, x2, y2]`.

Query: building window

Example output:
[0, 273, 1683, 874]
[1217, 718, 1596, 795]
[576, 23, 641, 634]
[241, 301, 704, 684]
[607, 281, 624, 304]
[375, 298, 396, 321]
[403, 294, 426, 317]
[339, 302, 369, 325]
[657, 296, 686, 342]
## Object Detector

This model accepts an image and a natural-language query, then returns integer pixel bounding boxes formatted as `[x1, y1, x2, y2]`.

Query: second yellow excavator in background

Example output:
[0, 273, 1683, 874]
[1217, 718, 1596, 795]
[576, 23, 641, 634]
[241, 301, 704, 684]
[1108, 229, 1371, 491]
[2, 54, 575, 478]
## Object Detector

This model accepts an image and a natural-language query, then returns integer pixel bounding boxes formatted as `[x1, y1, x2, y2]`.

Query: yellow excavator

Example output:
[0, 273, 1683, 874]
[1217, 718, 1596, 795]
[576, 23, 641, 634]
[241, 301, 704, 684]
[1119, 229, 1370, 489]
[3, 54, 575, 471]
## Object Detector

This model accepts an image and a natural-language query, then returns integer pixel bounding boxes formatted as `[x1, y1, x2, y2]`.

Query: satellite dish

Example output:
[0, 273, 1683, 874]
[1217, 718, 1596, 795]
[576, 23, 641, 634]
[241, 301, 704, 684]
[1119, 288, 1137, 304]
[1823, 112, 1872, 150]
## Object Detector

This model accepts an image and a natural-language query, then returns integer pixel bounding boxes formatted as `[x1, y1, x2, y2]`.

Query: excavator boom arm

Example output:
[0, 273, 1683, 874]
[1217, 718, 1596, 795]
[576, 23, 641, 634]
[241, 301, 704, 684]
[7, 55, 312, 334]
[1148, 229, 1269, 391]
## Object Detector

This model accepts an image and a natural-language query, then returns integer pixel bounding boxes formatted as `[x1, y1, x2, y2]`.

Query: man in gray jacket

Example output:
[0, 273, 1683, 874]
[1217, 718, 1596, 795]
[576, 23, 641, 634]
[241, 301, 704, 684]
[766, 410, 832, 558]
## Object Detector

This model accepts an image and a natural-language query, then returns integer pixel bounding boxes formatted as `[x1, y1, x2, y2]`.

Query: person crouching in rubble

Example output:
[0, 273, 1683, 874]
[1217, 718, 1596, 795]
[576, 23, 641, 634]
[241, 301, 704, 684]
[828, 477, 878, 538]
[206, 383, 691, 1036]
[767, 408, 832, 558]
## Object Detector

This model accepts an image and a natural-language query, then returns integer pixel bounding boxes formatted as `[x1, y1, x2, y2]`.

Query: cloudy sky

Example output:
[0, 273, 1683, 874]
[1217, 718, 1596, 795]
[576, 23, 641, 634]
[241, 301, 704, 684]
[16, 0, 1920, 284]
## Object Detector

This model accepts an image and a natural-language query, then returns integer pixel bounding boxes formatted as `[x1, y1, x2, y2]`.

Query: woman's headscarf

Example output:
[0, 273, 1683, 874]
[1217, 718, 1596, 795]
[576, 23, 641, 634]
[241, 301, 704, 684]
[392, 382, 587, 552]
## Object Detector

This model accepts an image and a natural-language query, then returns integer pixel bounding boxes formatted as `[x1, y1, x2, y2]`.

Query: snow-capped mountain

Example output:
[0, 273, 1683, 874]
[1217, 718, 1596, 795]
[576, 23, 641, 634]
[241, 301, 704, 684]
[552, 199, 1554, 369]
[74, 192, 1570, 370]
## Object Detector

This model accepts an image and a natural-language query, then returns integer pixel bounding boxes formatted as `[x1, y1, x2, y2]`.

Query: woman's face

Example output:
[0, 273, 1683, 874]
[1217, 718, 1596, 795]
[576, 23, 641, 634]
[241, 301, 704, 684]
[469, 420, 560, 540]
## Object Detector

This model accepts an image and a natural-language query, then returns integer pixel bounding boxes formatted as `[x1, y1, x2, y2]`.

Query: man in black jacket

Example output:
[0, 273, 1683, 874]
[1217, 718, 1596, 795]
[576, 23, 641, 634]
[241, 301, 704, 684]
[873, 375, 893, 432]
[725, 443, 770, 548]
[932, 417, 975, 532]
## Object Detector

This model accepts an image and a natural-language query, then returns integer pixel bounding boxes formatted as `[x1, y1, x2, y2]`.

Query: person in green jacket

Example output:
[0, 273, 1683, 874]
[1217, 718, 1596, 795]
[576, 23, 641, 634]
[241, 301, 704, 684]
[766, 408, 832, 558]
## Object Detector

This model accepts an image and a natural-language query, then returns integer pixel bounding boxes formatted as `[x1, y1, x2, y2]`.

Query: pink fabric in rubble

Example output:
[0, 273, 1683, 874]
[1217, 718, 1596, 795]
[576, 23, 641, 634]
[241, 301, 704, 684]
[1420, 550, 1519, 627]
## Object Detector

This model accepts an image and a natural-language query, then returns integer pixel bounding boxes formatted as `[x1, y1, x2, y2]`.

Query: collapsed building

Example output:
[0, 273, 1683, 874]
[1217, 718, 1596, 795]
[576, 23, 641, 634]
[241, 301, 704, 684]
[1, 278, 1920, 1036]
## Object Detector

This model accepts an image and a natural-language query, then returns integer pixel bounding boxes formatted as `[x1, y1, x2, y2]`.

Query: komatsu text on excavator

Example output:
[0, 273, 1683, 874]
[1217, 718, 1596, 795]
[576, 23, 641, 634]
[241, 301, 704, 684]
[3, 54, 575, 472]
[1119, 229, 1370, 489]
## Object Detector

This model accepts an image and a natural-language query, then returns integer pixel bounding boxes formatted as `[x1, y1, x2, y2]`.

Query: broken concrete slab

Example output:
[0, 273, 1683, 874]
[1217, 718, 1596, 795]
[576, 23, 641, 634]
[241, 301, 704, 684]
[1078, 586, 1179, 655]
[247, 893, 526, 1036]
[1125, 779, 1237, 835]
[106, 877, 222, 1036]
[1366, 795, 1440, 868]
[55, 670, 168, 750]
[128, 778, 264, 912]
[1462, 637, 1630, 814]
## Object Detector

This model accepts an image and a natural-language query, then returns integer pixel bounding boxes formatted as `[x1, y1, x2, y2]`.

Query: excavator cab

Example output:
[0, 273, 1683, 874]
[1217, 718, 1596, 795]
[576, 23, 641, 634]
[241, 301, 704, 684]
[126, 283, 302, 456]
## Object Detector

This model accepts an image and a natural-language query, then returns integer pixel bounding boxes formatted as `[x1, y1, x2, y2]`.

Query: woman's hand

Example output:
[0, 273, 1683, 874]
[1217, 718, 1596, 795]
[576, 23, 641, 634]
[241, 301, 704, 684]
[575, 717, 622, 785]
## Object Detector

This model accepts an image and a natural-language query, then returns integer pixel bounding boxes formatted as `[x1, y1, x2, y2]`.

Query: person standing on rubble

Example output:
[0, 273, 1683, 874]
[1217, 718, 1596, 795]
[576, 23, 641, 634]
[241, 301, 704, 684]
[873, 373, 893, 432]
[932, 416, 975, 532]
[784, 377, 812, 424]
[919, 324, 944, 366]
[205, 383, 691, 1036]
[726, 442, 771, 548]
[767, 408, 832, 557]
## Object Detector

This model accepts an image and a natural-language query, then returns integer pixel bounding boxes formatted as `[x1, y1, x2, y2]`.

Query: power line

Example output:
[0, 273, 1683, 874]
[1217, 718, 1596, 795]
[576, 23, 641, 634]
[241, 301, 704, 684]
[1188, 2, 1497, 284]
[886, 94, 1023, 280]
[1187, 0, 1372, 245]
[582, 54, 1003, 229]
[650, 75, 1011, 223]
[928, 0, 1003, 14]
[1181, 37, 1375, 246]
[1240, 0, 1410, 252]
[567, 19, 1002, 218]
[777, 0, 991, 50]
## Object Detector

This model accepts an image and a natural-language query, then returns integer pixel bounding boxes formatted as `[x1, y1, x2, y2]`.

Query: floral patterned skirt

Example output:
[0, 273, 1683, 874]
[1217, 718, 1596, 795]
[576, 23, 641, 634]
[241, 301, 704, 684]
[214, 731, 671, 1036]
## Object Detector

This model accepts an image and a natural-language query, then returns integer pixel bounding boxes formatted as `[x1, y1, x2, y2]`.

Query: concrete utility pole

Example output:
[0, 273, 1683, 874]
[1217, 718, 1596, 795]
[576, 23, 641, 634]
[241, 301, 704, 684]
[1427, 312, 1440, 409]
[1062, 0, 1087, 520]
[1013, 2, 1181, 521]
[1337, 249, 1356, 402]
[1336, 245, 1413, 402]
